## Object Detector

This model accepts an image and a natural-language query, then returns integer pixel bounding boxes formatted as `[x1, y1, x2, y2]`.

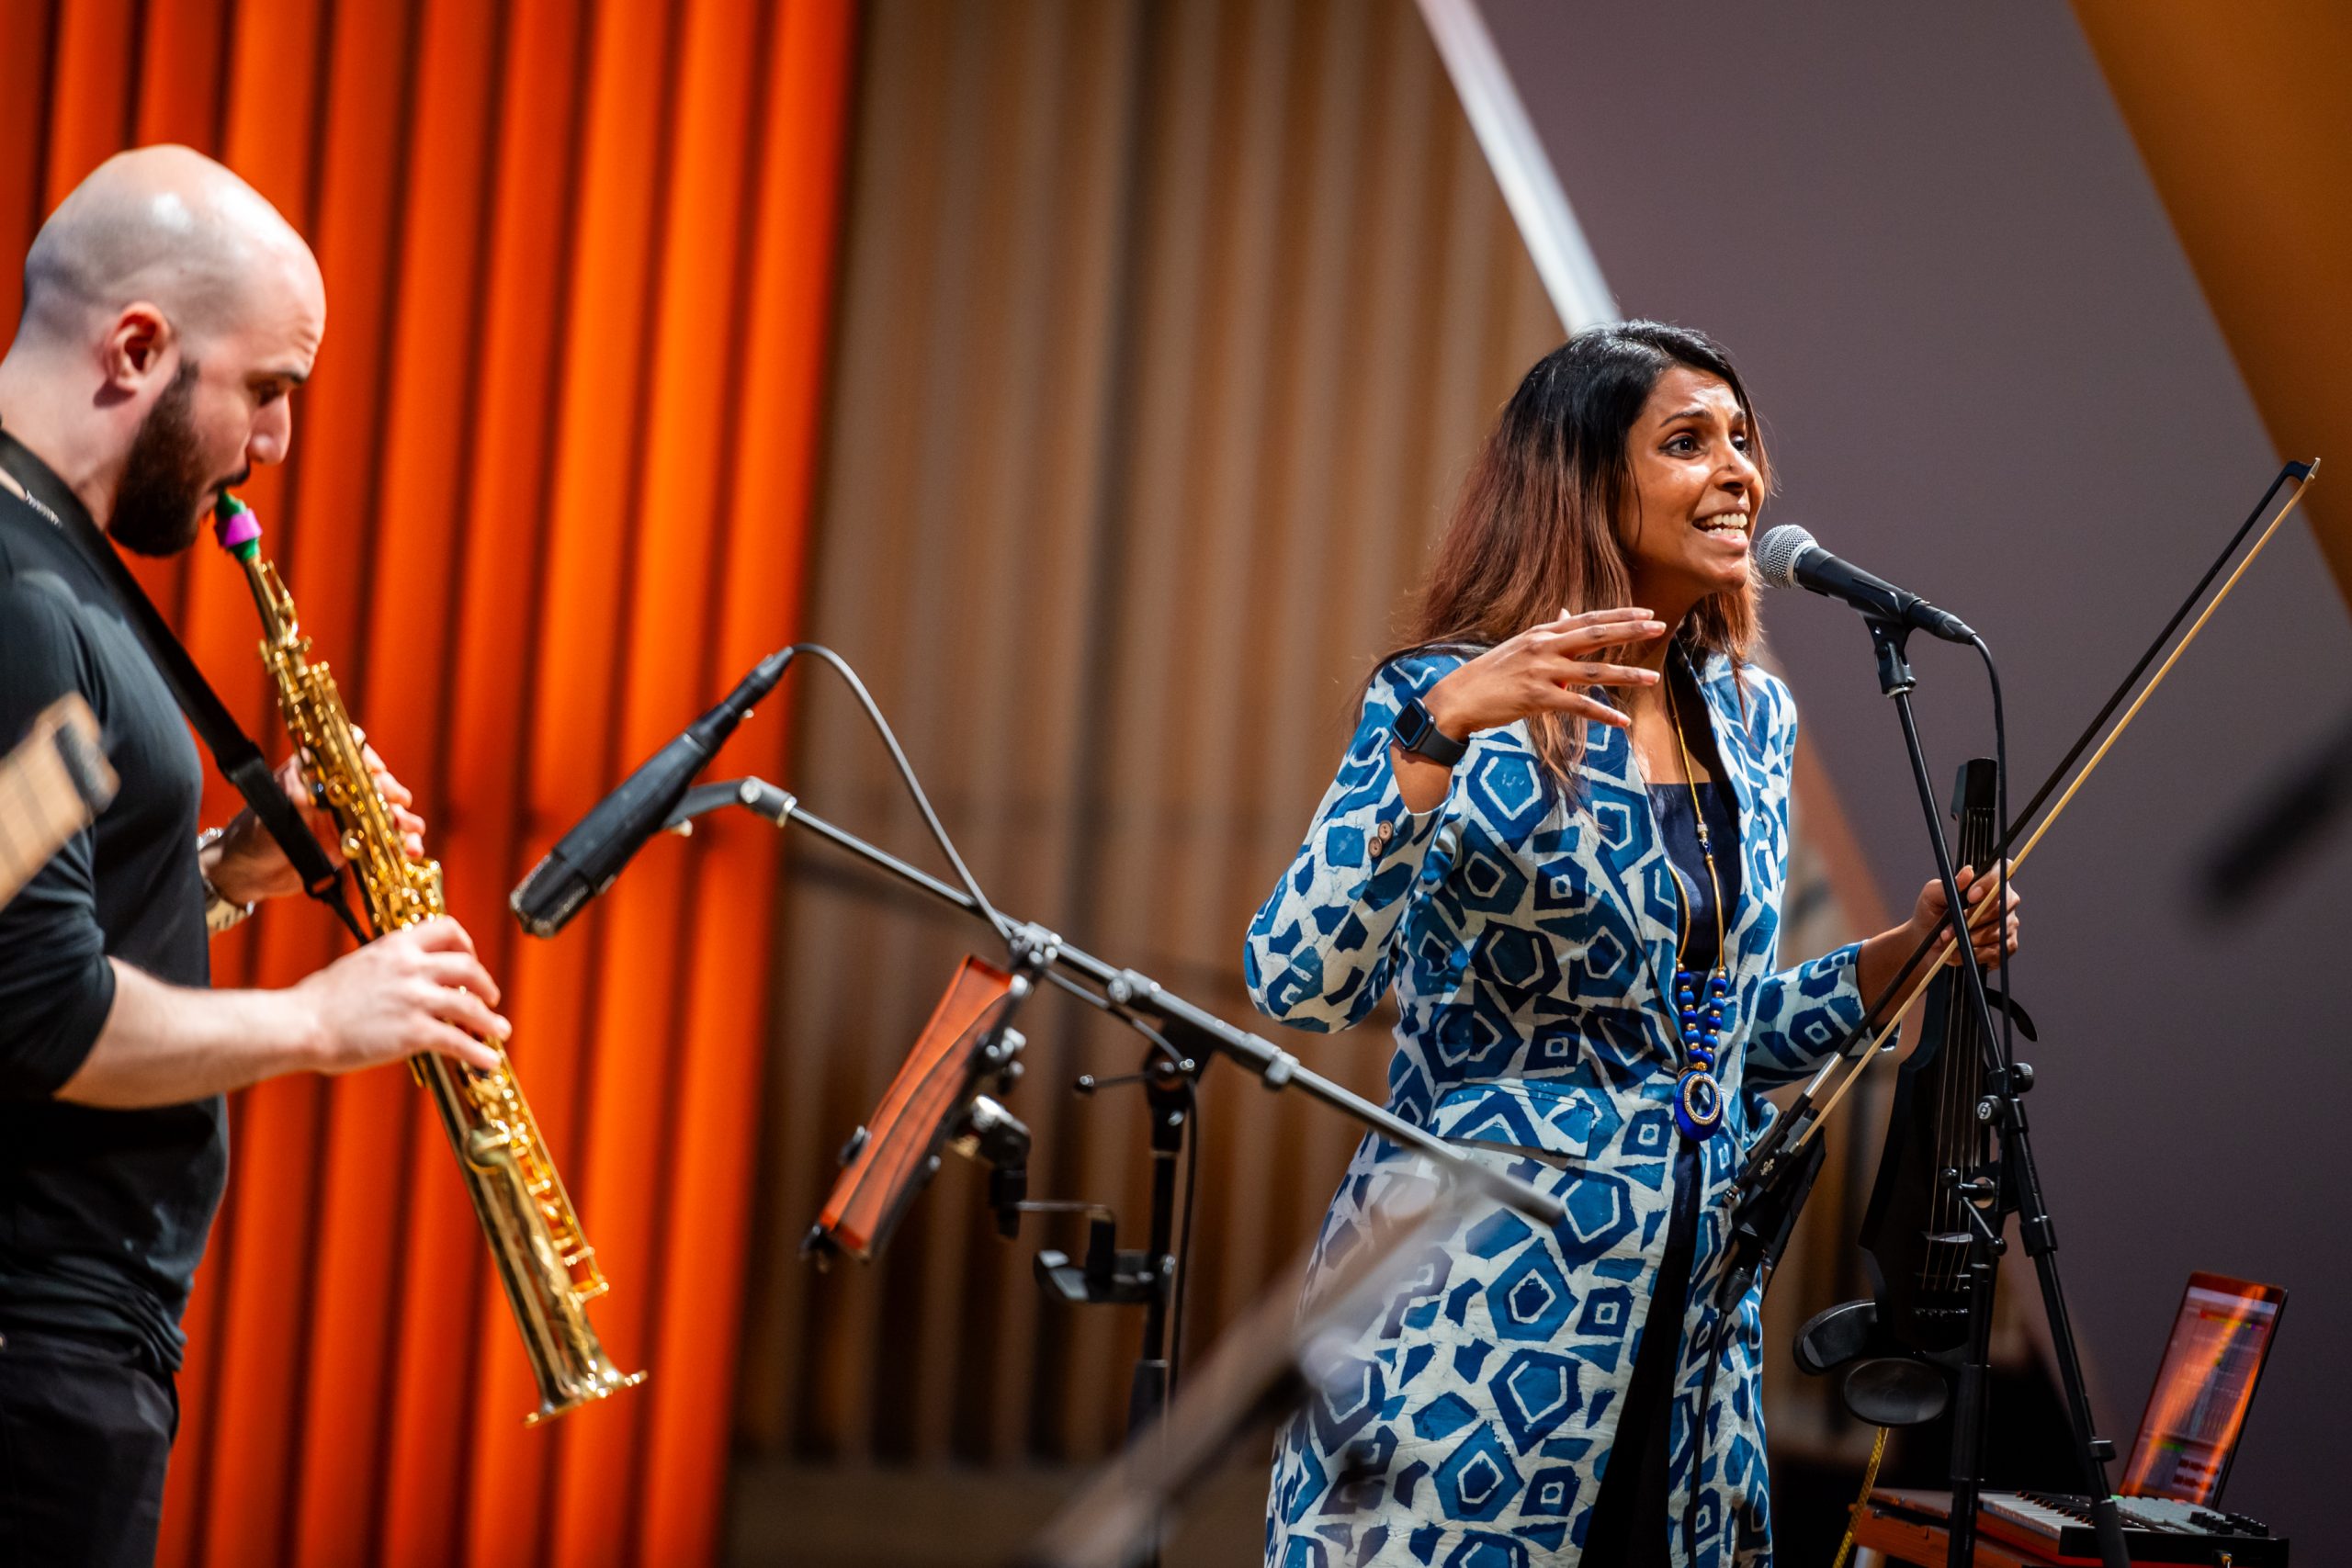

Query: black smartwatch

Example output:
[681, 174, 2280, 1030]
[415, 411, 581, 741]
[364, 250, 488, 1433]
[1391, 695, 1467, 765]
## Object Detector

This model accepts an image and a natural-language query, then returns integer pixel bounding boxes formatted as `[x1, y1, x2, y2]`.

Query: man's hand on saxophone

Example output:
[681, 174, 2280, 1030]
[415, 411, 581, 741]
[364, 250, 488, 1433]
[291, 916, 510, 1077]
[54, 915, 509, 1109]
[199, 739, 426, 906]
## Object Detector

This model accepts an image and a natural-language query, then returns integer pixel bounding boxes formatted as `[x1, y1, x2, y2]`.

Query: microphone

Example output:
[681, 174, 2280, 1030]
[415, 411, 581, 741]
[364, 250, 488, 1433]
[1755, 525, 1975, 644]
[510, 648, 794, 937]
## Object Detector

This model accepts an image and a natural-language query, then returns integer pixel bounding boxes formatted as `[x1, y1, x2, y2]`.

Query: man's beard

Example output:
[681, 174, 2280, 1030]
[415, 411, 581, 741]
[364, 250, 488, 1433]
[110, 361, 227, 558]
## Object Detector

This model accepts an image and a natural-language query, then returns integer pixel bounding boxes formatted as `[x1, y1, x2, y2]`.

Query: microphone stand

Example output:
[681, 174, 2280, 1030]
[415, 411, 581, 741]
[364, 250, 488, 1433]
[1860, 618, 2131, 1568]
[662, 777, 1568, 1563]
[661, 777, 1563, 1231]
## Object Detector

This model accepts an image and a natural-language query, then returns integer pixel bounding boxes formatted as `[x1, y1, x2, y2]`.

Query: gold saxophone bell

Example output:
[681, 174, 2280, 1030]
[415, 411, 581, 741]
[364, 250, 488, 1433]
[217, 493, 644, 1424]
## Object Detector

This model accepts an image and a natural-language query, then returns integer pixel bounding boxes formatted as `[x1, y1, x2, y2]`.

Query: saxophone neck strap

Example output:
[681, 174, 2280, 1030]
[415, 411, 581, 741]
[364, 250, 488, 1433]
[0, 428, 362, 939]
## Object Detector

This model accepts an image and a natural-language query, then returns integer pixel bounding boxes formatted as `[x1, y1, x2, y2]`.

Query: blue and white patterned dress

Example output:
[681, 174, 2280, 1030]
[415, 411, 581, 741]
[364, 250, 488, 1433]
[1245, 649, 1872, 1568]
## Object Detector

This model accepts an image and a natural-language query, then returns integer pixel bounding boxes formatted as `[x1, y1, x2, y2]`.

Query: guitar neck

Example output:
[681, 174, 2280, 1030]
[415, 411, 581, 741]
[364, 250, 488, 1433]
[0, 694, 119, 909]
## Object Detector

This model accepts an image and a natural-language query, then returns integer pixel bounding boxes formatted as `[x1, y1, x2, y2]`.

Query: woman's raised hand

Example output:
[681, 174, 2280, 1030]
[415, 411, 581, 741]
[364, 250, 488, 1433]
[1423, 607, 1668, 739]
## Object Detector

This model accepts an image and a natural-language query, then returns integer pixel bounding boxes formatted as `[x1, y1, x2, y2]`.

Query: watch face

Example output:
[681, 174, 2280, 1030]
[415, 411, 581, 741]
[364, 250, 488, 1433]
[1395, 697, 1465, 763]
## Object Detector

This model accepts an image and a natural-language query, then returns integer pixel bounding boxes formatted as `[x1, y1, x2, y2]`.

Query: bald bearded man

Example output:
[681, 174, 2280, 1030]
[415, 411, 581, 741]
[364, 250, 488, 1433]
[0, 147, 507, 1566]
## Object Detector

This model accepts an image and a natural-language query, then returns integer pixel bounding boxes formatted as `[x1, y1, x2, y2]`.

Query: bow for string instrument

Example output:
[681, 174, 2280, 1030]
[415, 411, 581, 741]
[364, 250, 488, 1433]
[1712, 458, 2320, 1318]
[1686, 458, 2316, 1568]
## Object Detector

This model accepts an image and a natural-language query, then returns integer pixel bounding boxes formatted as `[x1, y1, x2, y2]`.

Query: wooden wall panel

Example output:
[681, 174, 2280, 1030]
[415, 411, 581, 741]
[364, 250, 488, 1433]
[735, 0, 1885, 1510]
[737, 0, 1568, 1471]
[6, 4, 854, 1564]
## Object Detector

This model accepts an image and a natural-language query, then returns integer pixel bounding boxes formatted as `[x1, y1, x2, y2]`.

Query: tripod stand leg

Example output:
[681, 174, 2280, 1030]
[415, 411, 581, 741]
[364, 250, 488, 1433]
[2018, 1188, 2133, 1568]
[1946, 1245, 1997, 1568]
[1122, 1056, 1190, 1568]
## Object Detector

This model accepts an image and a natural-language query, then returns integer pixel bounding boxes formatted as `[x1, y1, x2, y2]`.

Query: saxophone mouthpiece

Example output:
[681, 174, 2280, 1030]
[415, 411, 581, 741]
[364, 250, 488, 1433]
[212, 492, 263, 560]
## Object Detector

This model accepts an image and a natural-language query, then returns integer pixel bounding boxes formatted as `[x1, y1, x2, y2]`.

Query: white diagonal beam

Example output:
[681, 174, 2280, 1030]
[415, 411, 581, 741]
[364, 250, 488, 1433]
[1415, 0, 1620, 331]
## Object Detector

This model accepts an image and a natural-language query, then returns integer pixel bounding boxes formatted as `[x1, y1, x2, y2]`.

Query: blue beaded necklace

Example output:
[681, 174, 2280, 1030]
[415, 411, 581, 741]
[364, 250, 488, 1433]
[1663, 671, 1728, 1142]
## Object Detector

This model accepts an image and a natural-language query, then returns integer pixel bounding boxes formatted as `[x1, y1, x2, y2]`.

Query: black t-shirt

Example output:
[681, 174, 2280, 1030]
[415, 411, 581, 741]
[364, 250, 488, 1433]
[0, 436, 223, 1375]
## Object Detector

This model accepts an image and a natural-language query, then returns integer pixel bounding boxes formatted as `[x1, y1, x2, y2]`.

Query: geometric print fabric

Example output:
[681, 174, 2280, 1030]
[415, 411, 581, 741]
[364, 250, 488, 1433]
[1247, 651, 1873, 1566]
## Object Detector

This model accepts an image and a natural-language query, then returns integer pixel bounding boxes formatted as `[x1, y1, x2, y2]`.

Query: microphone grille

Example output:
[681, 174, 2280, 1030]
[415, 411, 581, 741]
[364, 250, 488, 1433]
[1754, 525, 1817, 588]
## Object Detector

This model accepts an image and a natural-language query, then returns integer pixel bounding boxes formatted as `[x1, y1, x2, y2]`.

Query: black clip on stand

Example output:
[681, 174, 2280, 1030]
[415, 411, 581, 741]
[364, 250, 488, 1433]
[662, 775, 1567, 1562]
[1864, 618, 2130, 1568]
[1049, 1055, 1193, 1439]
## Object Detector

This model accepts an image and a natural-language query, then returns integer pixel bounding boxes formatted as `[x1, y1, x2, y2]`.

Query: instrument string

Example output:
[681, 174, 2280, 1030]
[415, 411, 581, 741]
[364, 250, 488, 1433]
[1926, 937, 1957, 1292]
[1933, 989, 1959, 1292]
[1926, 790, 1994, 1296]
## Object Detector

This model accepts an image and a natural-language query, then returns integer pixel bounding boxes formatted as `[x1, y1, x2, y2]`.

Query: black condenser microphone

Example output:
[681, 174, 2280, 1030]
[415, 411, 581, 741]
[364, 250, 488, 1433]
[510, 648, 795, 938]
[1755, 525, 1976, 644]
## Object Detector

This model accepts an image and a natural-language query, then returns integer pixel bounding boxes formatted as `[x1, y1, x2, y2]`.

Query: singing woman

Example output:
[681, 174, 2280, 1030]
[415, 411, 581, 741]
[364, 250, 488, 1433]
[1246, 321, 2018, 1568]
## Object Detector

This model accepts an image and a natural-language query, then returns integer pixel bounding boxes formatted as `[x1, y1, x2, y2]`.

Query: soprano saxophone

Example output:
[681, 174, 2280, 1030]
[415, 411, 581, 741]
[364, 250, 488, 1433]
[214, 494, 644, 1426]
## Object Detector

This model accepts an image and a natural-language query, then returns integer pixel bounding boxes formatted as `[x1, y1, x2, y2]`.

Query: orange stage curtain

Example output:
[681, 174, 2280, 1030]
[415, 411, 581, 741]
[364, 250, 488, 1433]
[0, 2, 855, 1563]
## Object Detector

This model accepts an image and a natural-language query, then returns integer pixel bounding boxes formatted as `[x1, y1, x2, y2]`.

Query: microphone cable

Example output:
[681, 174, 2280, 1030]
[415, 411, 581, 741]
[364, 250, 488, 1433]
[1970, 633, 2015, 1077]
[795, 644, 1194, 1401]
[781, 643, 1018, 951]
[1815, 461, 2306, 1055]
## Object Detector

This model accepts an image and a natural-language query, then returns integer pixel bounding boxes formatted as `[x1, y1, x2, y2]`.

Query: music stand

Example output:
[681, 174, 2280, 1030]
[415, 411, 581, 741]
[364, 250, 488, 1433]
[802, 951, 1039, 1264]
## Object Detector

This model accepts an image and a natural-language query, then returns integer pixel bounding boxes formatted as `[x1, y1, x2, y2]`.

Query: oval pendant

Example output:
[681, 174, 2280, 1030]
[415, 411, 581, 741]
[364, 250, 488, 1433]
[1675, 1068, 1724, 1140]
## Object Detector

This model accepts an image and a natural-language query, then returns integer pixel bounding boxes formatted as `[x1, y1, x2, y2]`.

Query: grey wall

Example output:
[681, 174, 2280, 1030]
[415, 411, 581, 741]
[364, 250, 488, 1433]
[1482, 0, 2351, 1530]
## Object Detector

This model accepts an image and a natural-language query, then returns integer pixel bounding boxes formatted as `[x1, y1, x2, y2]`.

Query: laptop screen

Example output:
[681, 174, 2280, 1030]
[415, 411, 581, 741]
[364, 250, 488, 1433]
[2119, 1271, 2287, 1504]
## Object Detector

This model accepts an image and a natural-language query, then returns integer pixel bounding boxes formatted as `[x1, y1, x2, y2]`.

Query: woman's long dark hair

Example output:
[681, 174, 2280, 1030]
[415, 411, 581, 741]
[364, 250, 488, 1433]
[1389, 320, 1768, 795]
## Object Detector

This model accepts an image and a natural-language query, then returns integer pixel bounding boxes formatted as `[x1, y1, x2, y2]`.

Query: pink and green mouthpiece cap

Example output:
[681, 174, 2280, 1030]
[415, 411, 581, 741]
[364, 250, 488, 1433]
[212, 493, 262, 560]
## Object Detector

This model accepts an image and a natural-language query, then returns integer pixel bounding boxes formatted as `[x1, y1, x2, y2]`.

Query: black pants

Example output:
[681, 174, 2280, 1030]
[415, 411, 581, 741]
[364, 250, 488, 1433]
[0, 1331, 177, 1568]
[1580, 1142, 1702, 1567]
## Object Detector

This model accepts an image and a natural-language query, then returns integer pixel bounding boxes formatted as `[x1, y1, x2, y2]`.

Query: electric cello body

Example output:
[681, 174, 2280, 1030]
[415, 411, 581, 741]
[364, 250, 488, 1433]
[1796, 757, 2004, 1423]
